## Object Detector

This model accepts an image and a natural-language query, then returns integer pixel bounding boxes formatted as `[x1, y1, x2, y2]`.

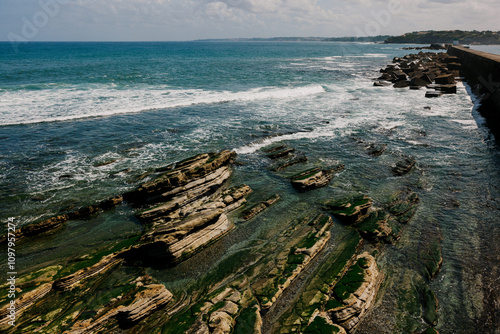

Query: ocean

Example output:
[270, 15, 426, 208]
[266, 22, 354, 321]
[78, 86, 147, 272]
[1, 41, 499, 333]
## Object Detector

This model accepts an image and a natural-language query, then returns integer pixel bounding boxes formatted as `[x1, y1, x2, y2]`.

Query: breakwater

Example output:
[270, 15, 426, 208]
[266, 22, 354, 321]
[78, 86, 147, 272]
[448, 46, 500, 138]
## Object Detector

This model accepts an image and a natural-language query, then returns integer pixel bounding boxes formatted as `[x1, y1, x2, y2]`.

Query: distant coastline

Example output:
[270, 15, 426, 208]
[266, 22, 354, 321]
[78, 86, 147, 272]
[195, 30, 500, 45]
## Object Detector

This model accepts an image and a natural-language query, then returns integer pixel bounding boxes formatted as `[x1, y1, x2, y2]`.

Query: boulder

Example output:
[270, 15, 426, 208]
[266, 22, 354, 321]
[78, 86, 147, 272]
[435, 74, 455, 84]
[393, 80, 410, 88]
[438, 84, 457, 94]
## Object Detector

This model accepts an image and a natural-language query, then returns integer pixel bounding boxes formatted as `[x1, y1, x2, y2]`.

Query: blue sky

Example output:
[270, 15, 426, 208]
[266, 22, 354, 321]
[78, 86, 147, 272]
[1, 0, 498, 41]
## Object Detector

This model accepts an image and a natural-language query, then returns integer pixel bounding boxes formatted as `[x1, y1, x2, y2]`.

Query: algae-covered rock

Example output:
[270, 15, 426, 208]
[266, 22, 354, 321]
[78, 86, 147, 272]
[326, 253, 383, 333]
[420, 284, 439, 326]
[391, 157, 416, 176]
[355, 210, 401, 244]
[271, 156, 308, 172]
[323, 195, 372, 224]
[304, 316, 346, 334]
[366, 143, 387, 157]
[241, 194, 281, 221]
[291, 167, 333, 192]
[386, 190, 420, 224]
[419, 233, 443, 280]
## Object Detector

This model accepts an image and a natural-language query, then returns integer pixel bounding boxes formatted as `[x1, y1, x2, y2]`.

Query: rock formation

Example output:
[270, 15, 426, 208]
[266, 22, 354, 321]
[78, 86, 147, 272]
[241, 194, 281, 221]
[326, 253, 383, 333]
[0, 283, 52, 329]
[291, 165, 345, 192]
[53, 254, 123, 291]
[0, 196, 123, 244]
[121, 151, 251, 265]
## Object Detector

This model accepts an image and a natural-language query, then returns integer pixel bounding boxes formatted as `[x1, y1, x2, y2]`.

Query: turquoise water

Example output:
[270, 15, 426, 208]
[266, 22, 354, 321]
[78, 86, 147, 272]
[1, 42, 499, 333]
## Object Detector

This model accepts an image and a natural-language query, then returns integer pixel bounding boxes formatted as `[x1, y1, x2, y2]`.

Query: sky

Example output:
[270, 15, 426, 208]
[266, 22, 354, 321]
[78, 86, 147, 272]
[0, 0, 499, 41]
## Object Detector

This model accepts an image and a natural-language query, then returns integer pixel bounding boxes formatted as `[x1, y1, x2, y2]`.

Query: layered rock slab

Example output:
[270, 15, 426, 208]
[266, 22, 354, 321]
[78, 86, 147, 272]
[122, 151, 251, 265]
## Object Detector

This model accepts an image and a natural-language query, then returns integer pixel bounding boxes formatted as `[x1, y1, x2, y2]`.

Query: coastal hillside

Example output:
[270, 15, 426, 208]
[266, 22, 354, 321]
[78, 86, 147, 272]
[385, 30, 500, 44]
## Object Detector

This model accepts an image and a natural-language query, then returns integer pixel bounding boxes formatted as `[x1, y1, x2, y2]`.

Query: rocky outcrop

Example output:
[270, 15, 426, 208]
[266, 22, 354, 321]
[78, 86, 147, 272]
[271, 156, 308, 172]
[0, 196, 123, 244]
[252, 214, 333, 309]
[0, 283, 52, 329]
[323, 195, 372, 224]
[241, 194, 281, 221]
[186, 286, 260, 334]
[121, 151, 251, 266]
[66, 283, 173, 333]
[262, 144, 309, 172]
[263, 144, 295, 160]
[124, 150, 236, 206]
[356, 210, 401, 244]
[116, 284, 173, 327]
[325, 190, 419, 244]
[53, 254, 123, 291]
[291, 165, 344, 192]
[326, 253, 383, 333]
[366, 143, 387, 157]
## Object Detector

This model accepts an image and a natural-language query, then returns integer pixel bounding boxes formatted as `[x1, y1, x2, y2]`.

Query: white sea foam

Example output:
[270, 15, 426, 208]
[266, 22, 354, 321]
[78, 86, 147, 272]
[348, 53, 389, 58]
[451, 119, 478, 129]
[234, 118, 354, 155]
[0, 84, 326, 126]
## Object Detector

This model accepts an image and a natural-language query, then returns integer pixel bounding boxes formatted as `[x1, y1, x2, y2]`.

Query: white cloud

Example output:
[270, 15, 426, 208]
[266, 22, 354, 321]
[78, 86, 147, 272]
[0, 0, 498, 40]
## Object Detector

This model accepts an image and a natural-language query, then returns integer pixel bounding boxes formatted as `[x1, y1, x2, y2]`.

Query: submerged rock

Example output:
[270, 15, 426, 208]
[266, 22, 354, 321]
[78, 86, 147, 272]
[271, 155, 308, 172]
[0, 195, 123, 244]
[391, 157, 416, 176]
[356, 210, 401, 244]
[241, 194, 281, 221]
[366, 143, 387, 157]
[385, 190, 420, 223]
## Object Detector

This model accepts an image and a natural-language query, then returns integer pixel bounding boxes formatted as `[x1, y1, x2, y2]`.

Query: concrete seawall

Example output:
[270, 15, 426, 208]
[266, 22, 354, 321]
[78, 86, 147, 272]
[448, 46, 500, 139]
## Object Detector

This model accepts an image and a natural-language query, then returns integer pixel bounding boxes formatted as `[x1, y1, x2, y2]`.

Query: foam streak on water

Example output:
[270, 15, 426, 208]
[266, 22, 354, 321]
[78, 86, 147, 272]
[0, 84, 325, 126]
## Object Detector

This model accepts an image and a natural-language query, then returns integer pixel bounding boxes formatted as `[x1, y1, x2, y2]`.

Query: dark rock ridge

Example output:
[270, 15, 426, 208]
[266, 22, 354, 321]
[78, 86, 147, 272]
[263, 144, 309, 172]
[0, 196, 123, 244]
